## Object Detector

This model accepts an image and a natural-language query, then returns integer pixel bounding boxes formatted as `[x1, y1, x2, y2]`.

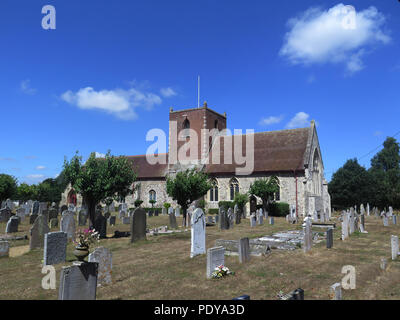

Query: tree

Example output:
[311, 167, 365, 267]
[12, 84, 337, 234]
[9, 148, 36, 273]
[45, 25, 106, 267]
[328, 159, 373, 209]
[63, 151, 137, 227]
[0, 174, 18, 203]
[248, 177, 279, 213]
[166, 168, 212, 226]
[17, 183, 37, 202]
[233, 192, 248, 218]
[369, 137, 400, 208]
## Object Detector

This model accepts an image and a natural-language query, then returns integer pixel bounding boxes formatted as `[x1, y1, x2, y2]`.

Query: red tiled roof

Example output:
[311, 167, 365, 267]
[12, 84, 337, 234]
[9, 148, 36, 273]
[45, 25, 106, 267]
[205, 128, 309, 174]
[126, 154, 169, 179]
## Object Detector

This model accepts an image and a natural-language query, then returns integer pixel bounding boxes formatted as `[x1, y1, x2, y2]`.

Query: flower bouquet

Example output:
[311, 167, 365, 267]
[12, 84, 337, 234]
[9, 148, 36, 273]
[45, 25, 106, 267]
[211, 265, 235, 279]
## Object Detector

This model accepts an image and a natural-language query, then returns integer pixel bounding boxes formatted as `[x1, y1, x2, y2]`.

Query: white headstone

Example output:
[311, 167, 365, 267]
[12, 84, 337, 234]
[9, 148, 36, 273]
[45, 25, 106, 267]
[190, 208, 206, 258]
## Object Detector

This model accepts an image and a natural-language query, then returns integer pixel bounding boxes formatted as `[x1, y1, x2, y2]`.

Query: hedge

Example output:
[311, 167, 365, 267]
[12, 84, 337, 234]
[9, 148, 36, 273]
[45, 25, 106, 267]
[268, 202, 290, 217]
[208, 208, 219, 215]
[218, 201, 235, 211]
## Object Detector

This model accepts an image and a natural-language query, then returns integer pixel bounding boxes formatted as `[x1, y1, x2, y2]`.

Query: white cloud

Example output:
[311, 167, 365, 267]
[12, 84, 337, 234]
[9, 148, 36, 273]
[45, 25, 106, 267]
[279, 3, 391, 73]
[95, 152, 106, 158]
[61, 85, 163, 120]
[259, 115, 284, 126]
[160, 87, 177, 98]
[35, 165, 46, 170]
[374, 130, 382, 136]
[285, 112, 312, 129]
[20, 79, 37, 95]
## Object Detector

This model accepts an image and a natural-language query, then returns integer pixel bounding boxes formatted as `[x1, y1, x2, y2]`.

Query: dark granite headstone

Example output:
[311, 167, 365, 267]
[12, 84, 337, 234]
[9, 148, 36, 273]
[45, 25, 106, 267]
[326, 228, 333, 249]
[5, 216, 19, 233]
[0, 208, 12, 223]
[44, 232, 67, 265]
[58, 261, 98, 300]
[94, 214, 107, 239]
[30, 214, 38, 224]
[130, 208, 146, 243]
[108, 216, 116, 226]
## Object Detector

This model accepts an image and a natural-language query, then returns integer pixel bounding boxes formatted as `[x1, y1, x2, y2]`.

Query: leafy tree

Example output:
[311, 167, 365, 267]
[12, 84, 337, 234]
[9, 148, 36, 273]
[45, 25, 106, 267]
[17, 183, 36, 202]
[163, 202, 171, 210]
[0, 174, 18, 203]
[134, 199, 144, 207]
[166, 168, 212, 226]
[248, 177, 279, 213]
[63, 151, 137, 227]
[233, 192, 248, 218]
[329, 159, 373, 209]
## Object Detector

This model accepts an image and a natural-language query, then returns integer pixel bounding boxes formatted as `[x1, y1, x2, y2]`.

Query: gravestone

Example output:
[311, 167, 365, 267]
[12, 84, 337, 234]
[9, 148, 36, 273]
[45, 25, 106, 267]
[44, 232, 67, 265]
[206, 246, 225, 278]
[94, 214, 107, 239]
[148, 210, 153, 217]
[58, 262, 98, 300]
[0, 241, 9, 258]
[0, 208, 12, 223]
[219, 208, 228, 230]
[122, 216, 130, 225]
[48, 209, 58, 222]
[303, 217, 312, 253]
[383, 216, 389, 227]
[32, 201, 40, 214]
[60, 205, 68, 214]
[30, 214, 50, 249]
[330, 283, 342, 300]
[130, 208, 147, 243]
[175, 207, 180, 217]
[5, 216, 19, 233]
[257, 212, 263, 225]
[78, 210, 88, 226]
[30, 214, 38, 224]
[60, 212, 76, 240]
[393, 215, 397, 225]
[155, 209, 159, 217]
[391, 235, 399, 261]
[326, 228, 333, 249]
[239, 238, 250, 263]
[39, 202, 48, 215]
[250, 214, 257, 227]
[313, 210, 318, 222]
[16, 208, 26, 221]
[108, 216, 116, 226]
[190, 208, 206, 258]
[162, 207, 167, 215]
[227, 208, 234, 229]
[342, 213, 349, 240]
[367, 203, 370, 216]
[119, 210, 126, 219]
[169, 211, 177, 229]
[88, 247, 112, 285]
[349, 211, 355, 234]
[50, 218, 58, 228]
[269, 217, 274, 225]
[186, 211, 191, 228]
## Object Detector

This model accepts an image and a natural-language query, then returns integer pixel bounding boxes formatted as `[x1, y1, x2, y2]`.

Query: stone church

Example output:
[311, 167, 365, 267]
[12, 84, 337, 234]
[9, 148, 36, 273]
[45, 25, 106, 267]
[61, 103, 331, 218]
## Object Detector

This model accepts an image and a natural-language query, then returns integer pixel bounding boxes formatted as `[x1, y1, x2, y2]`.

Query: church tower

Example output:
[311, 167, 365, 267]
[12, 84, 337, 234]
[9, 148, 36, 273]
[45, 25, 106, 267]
[168, 102, 227, 174]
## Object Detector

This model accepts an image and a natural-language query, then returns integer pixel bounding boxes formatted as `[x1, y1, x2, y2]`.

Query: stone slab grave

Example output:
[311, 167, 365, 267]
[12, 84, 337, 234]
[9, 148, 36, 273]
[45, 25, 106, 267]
[190, 208, 206, 258]
[219, 208, 229, 230]
[131, 208, 147, 243]
[30, 214, 50, 249]
[44, 232, 67, 265]
[0, 208, 12, 223]
[169, 211, 178, 229]
[206, 246, 225, 278]
[0, 241, 9, 258]
[391, 235, 399, 261]
[88, 247, 112, 286]
[5, 216, 19, 233]
[122, 216, 130, 225]
[58, 261, 98, 300]
[94, 214, 107, 239]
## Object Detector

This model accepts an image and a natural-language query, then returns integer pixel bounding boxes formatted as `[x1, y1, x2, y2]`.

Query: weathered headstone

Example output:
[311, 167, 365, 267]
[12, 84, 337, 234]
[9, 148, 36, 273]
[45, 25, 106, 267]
[250, 214, 257, 227]
[326, 228, 333, 249]
[219, 208, 229, 230]
[206, 246, 225, 278]
[58, 262, 98, 300]
[190, 208, 206, 258]
[175, 207, 180, 217]
[88, 247, 112, 285]
[122, 216, 130, 225]
[393, 215, 397, 225]
[162, 207, 167, 215]
[383, 215, 389, 227]
[169, 211, 177, 229]
[30, 214, 50, 249]
[269, 217, 274, 225]
[0, 208, 12, 223]
[0, 241, 9, 258]
[50, 218, 59, 228]
[380, 258, 388, 270]
[342, 213, 349, 240]
[391, 235, 399, 261]
[239, 238, 250, 263]
[44, 232, 67, 265]
[48, 209, 58, 222]
[330, 283, 342, 300]
[29, 214, 38, 224]
[303, 217, 312, 253]
[5, 216, 19, 233]
[257, 212, 263, 225]
[130, 208, 147, 243]
[60, 212, 76, 240]
[108, 216, 116, 226]
[227, 208, 234, 229]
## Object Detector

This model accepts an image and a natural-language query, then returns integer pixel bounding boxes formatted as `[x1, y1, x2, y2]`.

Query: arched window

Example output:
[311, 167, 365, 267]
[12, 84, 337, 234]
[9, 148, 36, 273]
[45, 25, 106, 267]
[312, 150, 322, 196]
[229, 178, 239, 201]
[209, 179, 219, 202]
[183, 119, 190, 129]
[149, 190, 156, 202]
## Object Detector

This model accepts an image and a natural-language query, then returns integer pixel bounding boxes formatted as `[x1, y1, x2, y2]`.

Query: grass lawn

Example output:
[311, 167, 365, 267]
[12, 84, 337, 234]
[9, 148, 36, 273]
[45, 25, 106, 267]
[0, 212, 400, 300]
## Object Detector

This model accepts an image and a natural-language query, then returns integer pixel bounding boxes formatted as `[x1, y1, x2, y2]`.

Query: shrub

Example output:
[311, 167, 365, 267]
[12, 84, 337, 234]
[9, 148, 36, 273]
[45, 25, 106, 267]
[218, 201, 234, 211]
[268, 202, 290, 217]
[208, 208, 219, 215]
[134, 200, 143, 207]
[163, 203, 171, 209]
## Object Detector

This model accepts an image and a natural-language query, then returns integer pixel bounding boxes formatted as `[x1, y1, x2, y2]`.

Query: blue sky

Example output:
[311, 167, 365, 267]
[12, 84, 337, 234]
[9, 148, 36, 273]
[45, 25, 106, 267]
[0, 0, 399, 184]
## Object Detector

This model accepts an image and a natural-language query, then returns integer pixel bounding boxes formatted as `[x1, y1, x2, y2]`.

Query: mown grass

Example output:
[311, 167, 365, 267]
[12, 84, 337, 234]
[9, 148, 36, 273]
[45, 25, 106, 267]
[0, 212, 400, 300]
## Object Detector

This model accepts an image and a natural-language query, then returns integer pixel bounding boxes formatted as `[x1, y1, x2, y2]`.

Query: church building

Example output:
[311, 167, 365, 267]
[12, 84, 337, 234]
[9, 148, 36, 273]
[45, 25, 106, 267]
[61, 103, 331, 217]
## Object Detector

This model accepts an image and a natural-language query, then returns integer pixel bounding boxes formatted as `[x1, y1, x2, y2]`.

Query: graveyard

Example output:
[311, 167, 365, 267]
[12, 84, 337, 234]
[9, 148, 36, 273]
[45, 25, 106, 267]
[1, 206, 400, 300]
